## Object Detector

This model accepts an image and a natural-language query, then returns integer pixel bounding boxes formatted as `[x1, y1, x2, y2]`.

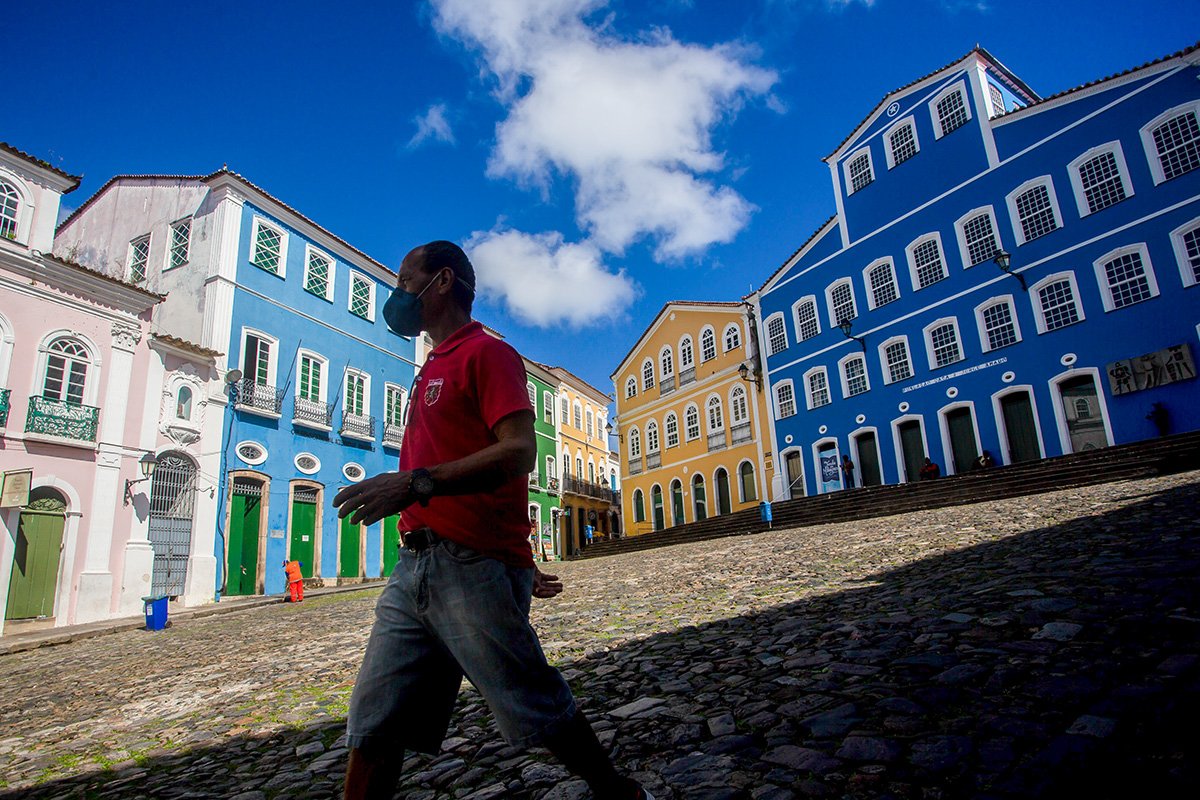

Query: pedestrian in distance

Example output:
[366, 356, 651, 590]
[841, 454, 856, 489]
[970, 450, 996, 471]
[283, 559, 304, 603]
[919, 458, 941, 481]
[332, 241, 654, 800]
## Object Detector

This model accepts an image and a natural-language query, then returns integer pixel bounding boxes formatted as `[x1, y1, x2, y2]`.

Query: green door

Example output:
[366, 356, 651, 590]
[898, 420, 925, 482]
[226, 483, 262, 596]
[855, 432, 883, 487]
[946, 408, 979, 475]
[670, 481, 685, 526]
[382, 515, 401, 576]
[6, 496, 66, 620]
[715, 469, 732, 515]
[339, 516, 361, 578]
[1001, 391, 1040, 464]
[289, 489, 317, 579]
[652, 486, 665, 531]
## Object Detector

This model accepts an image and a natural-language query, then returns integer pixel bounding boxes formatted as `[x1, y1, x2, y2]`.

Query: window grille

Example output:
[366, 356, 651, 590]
[869, 263, 898, 307]
[0, 181, 19, 239]
[1152, 110, 1200, 181]
[128, 236, 150, 283]
[1181, 225, 1200, 284]
[625, 377, 637, 398]
[642, 360, 655, 390]
[982, 302, 1018, 350]
[930, 323, 962, 367]
[168, 219, 190, 269]
[252, 223, 282, 273]
[350, 275, 373, 319]
[767, 315, 787, 355]
[807, 370, 831, 408]
[962, 212, 1000, 266]
[679, 337, 694, 368]
[731, 386, 749, 423]
[844, 356, 868, 396]
[701, 329, 717, 361]
[889, 124, 917, 166]
[1038, 279, 1080, 331]
[830, 282, 856, 324]
[724, 325, 741, 351]
[912, 238, 946, 288]
[1103, 251, 1153, 309]
[660, 348, 673, 376]
[707, 397, 724, 431]
[1078, 151, 1127, 213]
[885, 341, 912, 383]
[685, 406, 700, 440]
[665, 413, 679, 447]
[849, 152, 873, 192]
[795, 300, 819, 341]
[306, 250, 331, 297]
[1015, 184, 1059, 242]
[937, 90, 969, 136]
[775, 383, 796, 418]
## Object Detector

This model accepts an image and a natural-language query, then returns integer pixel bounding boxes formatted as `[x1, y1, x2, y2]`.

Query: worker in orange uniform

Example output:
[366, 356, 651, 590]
[283, 559, 305, 602]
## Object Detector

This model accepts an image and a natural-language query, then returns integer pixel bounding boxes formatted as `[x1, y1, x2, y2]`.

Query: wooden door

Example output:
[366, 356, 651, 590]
[6, 497, 66, 620]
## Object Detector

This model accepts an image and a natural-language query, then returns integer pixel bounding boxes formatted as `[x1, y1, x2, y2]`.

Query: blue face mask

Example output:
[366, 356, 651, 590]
[382, 273, 440, 337]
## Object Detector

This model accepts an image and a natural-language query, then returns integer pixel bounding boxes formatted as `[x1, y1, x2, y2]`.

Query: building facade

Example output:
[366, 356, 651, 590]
[612, 302, 775, 535]
[752, 46, 1200, 499]
[524, 360, 562, 560]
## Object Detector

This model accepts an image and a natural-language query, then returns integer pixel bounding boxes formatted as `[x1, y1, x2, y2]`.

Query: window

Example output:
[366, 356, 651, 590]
[766, 313, 788, 355]
[739, 462, 757, 503]
[976, 298, 1021, 352]
[1142, 101, 1200, 184]
[846, 149, 874, 194]
[646, 421, 660, 453]
[573, 402, 582, 429]
[685, 404, 701, 441]
[774, 381, 796, 419]
[932, 83, 970, 138]
[988, 82, 1006, 117]
[908, 234, 948, 289]
[886, 119, 919, 168]
[660, 347, 674, 378]
[925, 319, 964, 368]
[0, 180, 20, 240]
[42, 337, 90, 404]
[665, 412, 679, 448]
[304, 246, 334, 299]
[633, 489, 646, 523]
[242, 331, 275, 386]
[625, 377, 637, 398]
[1006, 178, 1061, 246]
[176, 387, 193, 420]
[127, 235, 150, 283]
[561, 451, 571, 476]
[586, 409, 594, 438]
[349, 272, 375, 321]
[1032, 273, 1085, 333]
[827, 280, 857, 327]
[1069, 143, 1132, 216]
[679, 336, 694, 369]
[723, 324, 741, 352]
[561, 394, 569, 421]
[629, 427, 641, 459]
[840, 354, 869, 398]
[543, 391, 555, 424]
[526, 382, 536, 406]
[385, 384, 406, 427]
[957, 208, 1002, 267]
[805, 367, 831, 409]
[298, 353, 324, 401]
[547, 456, 557, 481]
[344, 371, 368, 416]
[730, 385, 749, 424]
[1094, 244, 1158, 312]
[865, 259, 899, 309]
[882, 337, 913, 384]
[700, 328, 717, 361]
[642, 359, 655, 390]
[793, 298, 820, 342]
[250, 218, 286, 275]
[167, 218, 191, 269]
[707, 396, 724, 432]
[1170, 217, 1200, 288]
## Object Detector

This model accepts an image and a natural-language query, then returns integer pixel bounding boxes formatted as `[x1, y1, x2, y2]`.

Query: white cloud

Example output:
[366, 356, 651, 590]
[432, 0, 778, 266]
[465, 228, 639, 328]
[408, 103, 456, 148]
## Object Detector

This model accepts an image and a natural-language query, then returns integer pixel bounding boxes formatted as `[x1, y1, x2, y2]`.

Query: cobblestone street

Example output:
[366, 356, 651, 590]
[3, 471, 1199, 800]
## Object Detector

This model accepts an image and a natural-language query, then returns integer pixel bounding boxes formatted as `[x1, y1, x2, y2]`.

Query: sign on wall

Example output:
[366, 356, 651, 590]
[1106, 343, 1196, 396]
[0, 469, 32, 508]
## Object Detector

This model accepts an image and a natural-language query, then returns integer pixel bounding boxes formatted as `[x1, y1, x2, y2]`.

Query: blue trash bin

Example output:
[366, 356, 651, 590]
[142, 595, 168, 631]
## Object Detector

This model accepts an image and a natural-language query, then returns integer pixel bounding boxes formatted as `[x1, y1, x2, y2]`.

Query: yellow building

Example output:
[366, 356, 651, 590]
[611, 302, 775, 535]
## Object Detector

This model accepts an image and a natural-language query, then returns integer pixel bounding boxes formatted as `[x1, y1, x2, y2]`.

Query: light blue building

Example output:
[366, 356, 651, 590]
[55, 170, 416, 599]
[750, 45, 1200, 499]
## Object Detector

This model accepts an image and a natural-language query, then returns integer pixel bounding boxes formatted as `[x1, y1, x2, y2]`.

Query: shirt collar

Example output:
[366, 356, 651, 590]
[430, 320, 485, 356]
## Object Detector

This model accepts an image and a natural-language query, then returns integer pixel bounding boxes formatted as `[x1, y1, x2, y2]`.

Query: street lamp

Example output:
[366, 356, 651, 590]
[124, 452, 159, 506]
[737, 361, 762, 391]
[838, 319, 866, 352]
[993, 250, 1027, 291]
[605, 419, 623, 443]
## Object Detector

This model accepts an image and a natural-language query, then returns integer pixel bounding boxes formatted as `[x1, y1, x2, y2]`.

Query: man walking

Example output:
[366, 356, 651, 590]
[333, 241, 652, 800]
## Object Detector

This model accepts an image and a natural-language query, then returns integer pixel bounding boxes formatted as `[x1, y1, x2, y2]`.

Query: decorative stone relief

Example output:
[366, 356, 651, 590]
[159, 366, 207, 449]
[111, 323, 143, 352]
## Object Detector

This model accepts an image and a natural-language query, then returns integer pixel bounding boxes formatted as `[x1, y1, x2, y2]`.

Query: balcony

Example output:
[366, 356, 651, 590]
[547, 476, 560, 494]
[680, 367, 695, 386]
[383, 422, 404, 449]
[293, 396, 333, 431]
[0, 388, 9, 427]
[234, 379, 284, 418]
[660, 375, 675, 395]
[562, 475, 618, 504]
[731, 421, 753, 445]
[707, 430, 727, 452]
[529, 473, 541, 490]
[646, 451, 662, 470]
[340, 412, 376, 442]
[24, 396, 99, 444]
[628, 457, 642, 475]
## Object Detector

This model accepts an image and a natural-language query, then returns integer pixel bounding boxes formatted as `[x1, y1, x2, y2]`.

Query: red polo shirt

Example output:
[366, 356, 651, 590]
[398, 321, 535, 567]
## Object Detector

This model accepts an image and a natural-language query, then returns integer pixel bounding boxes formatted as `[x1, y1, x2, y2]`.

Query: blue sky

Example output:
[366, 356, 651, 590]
[10, 0, 1195, 395]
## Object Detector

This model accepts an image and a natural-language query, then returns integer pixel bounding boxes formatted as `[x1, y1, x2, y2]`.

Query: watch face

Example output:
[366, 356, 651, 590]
[413, 472, 435, 496]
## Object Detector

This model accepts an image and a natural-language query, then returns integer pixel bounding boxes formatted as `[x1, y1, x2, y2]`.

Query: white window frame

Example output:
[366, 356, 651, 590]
[791, 296, 821, 343]
[838, 352, 870, 399]
[1139, 100, 1200, 185]
[165, 217, 191, 271]
[127, 233, 151, 283]
[348, 270, 376, 321]
[804, 366, 832, 410]
[343, 369, 371, 417]
[700, 326, 717, 362]
[730, 384, 750, 424]
[879, 335, 913, 385]
[660, 346, 674, 378]
[384, 382, 408, 428]
[723, 323, 742, 353]
[706, 395, 725, 433]
[1030, 271, 1087, 334]
[684, 403, 701, 441]
[573, 401, 583, 430]
[665, 412, 680, 448]
[954, 205, 1002, 268]
[1169, 215, 1200, 289]
[543, 390, 555, 424]
[586, 408, 594, 438]
[884, 117, 920, 169]
[303, 244, 336, 301]
[625, 376, 637, 398]
[923, 317, 965, 370]
[1092, 242, 1159, 312]
[641, 358, 655, 391]
[1005, 176, 1063, 246]
[774, 379, 797, 419]
[1068, 141, 1134, 218]
[929, 80, 972, 139]
[646, 420, 660, 453]
[240, 327, 279, 387]
[825, 278, 858, 328]
[843, 146, 875, 195]
[765, 312, 788, 355]
[561, 393, 569, 422]
[296, 349, 328, 403]
[678, 335, 694, 369]
[906, 231, 950, 291]
[628, 427, 642, 459]
[249, 216, 288, 277]
[0, 176, 28, 243]
[526, 381, 537, 407]
[863, 258, 900, 310]
[974, 295, 1023, 353]
[34, 331, 102, 407]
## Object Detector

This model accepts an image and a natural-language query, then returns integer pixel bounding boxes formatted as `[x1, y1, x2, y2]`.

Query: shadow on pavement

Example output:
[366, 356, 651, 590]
[7, 482, 1200, 799]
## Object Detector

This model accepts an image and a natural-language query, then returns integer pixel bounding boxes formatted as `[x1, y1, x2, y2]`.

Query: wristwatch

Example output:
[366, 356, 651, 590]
[410, 468, 435, 507]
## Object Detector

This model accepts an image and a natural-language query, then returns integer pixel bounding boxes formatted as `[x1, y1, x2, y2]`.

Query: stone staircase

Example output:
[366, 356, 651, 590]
[575, 430, 1200, 560]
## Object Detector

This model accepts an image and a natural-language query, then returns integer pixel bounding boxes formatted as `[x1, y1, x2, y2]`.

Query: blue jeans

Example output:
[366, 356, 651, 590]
[346, 538, 577, 754]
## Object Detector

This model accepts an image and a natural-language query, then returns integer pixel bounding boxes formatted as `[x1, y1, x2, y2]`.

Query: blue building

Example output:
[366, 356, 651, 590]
[56, 170, 416, 598]
[750, 44, 1200, 499]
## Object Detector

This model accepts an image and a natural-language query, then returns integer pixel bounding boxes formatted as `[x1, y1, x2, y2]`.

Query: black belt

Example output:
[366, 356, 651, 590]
[401, 527, 439, 552]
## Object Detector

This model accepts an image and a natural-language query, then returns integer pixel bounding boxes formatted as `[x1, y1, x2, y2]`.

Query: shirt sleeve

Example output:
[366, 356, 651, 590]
[474, 339, 534, 430]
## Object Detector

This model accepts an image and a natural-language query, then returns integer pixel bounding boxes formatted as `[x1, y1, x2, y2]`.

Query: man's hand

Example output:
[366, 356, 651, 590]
[532, 567, 563, 599]
[333, 472, 413, 526]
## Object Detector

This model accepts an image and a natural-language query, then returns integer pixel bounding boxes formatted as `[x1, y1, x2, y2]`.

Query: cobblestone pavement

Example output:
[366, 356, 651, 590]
[3, 471, 1199, 799]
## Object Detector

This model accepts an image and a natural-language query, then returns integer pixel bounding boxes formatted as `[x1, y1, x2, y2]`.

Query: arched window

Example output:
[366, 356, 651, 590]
[646, 420, 660, 453]
[730, 386, 749, 424]
[42, 337, 91, 405]
[576, 456, 583, 478]
[176, 386, 193, 420]
[660, 346, 674, 377]
[664, 412, 679, 448]
[642, 359, 655, 390]
[588, 461, 596, 483]
[0, 180, 20, 240]
[739, 461, 757, 502]
[546, 455, 556, 480]
[679, 336, 694, 369]
[573, 402, 583, 429]
[700, 328, 717, 361]
[707, 396, 724, 432]
[626, 376, 637, 398]
[692, 473, 707, 521]
[561, 449, 571, 476]
[685, 404, 701, 441]
[586, 408, 594, 437]
[633, 489, 646, 522]
[670, 479, 685, 526]
[723, 324, 741, 352]
[629, 427, 641, 459]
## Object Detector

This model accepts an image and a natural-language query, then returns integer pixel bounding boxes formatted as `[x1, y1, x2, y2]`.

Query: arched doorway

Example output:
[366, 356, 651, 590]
[651, 486, 664, 531]
[692, 474, 707, 521]
[147, 452, 198, 597]
[715, 468, 732, 515]
[6, 488, 67, 621]
[289, 483, 321, 579]
[670, 479, 685, 526]
[226, 475, 265, 596]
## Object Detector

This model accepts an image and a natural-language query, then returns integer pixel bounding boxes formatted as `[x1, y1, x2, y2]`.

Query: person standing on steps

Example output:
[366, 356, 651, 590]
[333, 241, 654, 800]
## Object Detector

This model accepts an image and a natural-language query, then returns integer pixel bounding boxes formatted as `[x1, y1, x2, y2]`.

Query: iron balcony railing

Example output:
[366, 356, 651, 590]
[731, 421, 753, 445]
[25, 396, 99, 442]
[383, 422, 404, 448]
[660, 375, 675, 394]
[628, 457, 643, 475]
[646, 451, 662, 470]
[293, 396, 334, 429]
[0, 388, 9, 427]
[679, 367, 696, 386]
[235, 379, 284, 417]
[707, 430, 727, 452]
[562, 475, 618, 504]
[341, 412, 376, 441]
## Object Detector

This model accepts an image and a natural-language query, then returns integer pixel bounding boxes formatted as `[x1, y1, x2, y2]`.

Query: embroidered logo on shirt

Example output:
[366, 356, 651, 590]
[424, 378, 444, 406]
